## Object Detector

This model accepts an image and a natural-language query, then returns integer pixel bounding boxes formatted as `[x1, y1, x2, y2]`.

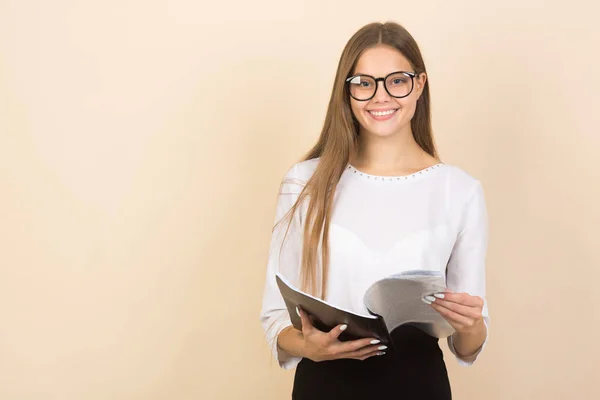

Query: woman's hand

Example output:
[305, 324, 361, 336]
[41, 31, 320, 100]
[297, 307, 387, 362]
[423, 291, 485, 334]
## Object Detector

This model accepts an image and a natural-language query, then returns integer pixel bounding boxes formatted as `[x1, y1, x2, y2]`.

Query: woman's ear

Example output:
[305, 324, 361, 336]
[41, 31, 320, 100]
[418, 72, 427, 90]
[416, 72, 427, 99]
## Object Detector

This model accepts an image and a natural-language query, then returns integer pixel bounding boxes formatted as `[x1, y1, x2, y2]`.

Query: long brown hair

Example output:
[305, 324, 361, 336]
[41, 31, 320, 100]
[279, 21, 437, 299]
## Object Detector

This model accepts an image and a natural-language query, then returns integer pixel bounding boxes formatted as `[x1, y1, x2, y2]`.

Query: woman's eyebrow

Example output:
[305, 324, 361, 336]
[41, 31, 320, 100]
[351, 70, 406, 76]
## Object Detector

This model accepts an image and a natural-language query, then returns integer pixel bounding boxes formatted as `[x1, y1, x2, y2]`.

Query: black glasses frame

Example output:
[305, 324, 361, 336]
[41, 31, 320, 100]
[345, 70, 417, 101]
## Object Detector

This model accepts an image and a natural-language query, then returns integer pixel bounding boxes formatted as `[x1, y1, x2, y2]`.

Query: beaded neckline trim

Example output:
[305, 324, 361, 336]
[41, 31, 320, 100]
[346, 163, 444, 181]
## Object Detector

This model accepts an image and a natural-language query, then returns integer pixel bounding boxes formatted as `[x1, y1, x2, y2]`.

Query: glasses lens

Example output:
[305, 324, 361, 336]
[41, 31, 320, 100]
[348, 75, 376, 100]
[385, 72, 413, 98]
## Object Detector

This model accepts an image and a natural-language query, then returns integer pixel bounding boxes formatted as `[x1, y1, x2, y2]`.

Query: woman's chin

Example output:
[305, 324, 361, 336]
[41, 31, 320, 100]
[364, 127, 402, 138]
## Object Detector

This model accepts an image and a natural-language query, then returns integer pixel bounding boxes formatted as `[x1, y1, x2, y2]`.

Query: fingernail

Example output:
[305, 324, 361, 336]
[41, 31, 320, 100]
[377, 352, 386, 356]
[340, 324, 348, 331]
[425, 295, 436, 302]
[378, 345, 387, 350]
[296, 307, 301, 317]
[422, 297, 432, 305]
[434, 293, 445, 299]
[370, 339, 380, 344]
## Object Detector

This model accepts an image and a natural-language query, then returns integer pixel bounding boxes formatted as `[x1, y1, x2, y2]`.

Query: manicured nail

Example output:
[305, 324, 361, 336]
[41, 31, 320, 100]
[378, 345, 387, 350]
[377, 352, 386, 356]
[340, 324, 348, 331]
[425, 295, 436, 302]
[296, 307, 301, 317]
[434, 293, 445, 299]
[422, 297, 432, 305]
[370, 339, 380, 344]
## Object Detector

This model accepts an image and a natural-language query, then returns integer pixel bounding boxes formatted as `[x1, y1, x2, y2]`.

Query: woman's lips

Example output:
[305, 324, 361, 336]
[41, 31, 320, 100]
[367, 109, 398, 121]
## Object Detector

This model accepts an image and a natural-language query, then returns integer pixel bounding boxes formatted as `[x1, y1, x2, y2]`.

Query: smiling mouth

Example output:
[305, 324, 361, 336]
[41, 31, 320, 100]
[367, 109, 399, 120]
[368, 109, 397, 116]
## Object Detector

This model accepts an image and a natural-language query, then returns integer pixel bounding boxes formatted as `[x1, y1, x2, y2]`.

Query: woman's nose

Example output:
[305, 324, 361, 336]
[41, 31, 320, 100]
[373, 80, 391, 102]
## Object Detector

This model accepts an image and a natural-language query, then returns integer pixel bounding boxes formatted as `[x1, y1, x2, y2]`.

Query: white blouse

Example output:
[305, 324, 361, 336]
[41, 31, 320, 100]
[259, 158, 490, 370]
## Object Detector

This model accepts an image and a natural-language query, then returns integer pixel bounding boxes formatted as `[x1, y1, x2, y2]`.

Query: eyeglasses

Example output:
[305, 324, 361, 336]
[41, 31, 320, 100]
[345, 71, 417, 101]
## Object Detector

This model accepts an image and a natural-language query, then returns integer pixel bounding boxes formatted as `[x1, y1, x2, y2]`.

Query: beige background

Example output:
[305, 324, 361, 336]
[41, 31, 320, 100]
[1, 0, 599, 399]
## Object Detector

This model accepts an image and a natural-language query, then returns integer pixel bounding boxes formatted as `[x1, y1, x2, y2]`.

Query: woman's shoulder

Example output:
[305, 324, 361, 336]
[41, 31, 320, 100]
[439, 162, 485, 196]
[283, 157, 321, 183]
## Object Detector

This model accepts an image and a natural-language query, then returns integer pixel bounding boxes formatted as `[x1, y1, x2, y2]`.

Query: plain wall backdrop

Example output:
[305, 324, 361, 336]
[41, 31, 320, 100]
[1, 0, 599, 399]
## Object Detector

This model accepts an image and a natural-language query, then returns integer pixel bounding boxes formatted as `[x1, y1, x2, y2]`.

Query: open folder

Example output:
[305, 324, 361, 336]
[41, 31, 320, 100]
[275, 270, 455, 350]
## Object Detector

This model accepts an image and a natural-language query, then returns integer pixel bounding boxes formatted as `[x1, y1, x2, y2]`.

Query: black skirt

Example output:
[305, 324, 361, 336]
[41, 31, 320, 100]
[292, 325, 452, 400]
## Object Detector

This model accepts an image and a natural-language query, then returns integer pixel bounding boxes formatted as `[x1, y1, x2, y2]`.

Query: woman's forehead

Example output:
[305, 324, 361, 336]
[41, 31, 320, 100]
[353, 45, 412, 76]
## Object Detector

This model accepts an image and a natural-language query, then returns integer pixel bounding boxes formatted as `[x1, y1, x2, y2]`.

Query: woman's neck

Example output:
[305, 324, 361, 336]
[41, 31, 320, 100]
[350, 128, 437, 175]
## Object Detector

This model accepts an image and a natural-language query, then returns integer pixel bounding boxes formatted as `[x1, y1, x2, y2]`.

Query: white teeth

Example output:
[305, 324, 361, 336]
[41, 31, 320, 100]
[369, 109, 396, 116]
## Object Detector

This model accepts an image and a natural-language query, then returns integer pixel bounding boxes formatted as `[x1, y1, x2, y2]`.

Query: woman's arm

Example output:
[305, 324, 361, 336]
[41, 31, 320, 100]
[260, 164, 385, 369]
[433, 180, 490, 366]
[259, 164, 306, 369]
[259, 164, 381, 369]
[426, 290, 488, 362]
[451, 319, 487, 361]
[276, 326, 305, 359]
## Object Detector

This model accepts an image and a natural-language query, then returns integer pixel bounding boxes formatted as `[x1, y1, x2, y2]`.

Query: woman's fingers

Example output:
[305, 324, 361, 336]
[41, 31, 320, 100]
[296, 307, 315, 333]
[356, 349, 386, 360]
[432, 292, 484, 308]
[327, 323, 349, 340]
[430, 301, 473, 327]
[340, 344, 387, 360]
[428, 295, 483, 320]
[425, 292, 485, 333]
[295, 315, 387, 362]
[336, 337, 385, 354]
[336, 338, 383, 354]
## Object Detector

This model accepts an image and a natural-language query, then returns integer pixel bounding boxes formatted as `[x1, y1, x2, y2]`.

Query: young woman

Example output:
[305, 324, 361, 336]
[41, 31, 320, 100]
[260, 21, 489, 399]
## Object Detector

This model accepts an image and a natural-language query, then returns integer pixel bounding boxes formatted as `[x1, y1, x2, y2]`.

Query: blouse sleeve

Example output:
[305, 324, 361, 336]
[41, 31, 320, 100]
[446, 181, 490, 366]
[259, 164, 306, 370]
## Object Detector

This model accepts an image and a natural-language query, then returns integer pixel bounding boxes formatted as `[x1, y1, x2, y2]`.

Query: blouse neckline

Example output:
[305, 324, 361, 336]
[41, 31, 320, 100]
[346, 162, 445, 182]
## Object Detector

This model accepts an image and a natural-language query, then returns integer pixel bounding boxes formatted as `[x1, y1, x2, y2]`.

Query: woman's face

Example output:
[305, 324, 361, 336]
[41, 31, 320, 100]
[349, 44, 426, 138]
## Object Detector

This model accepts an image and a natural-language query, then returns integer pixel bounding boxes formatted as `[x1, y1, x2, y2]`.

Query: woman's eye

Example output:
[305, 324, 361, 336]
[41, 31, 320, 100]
[392, 78, 405, 85]
[360, 82, 371, 87]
